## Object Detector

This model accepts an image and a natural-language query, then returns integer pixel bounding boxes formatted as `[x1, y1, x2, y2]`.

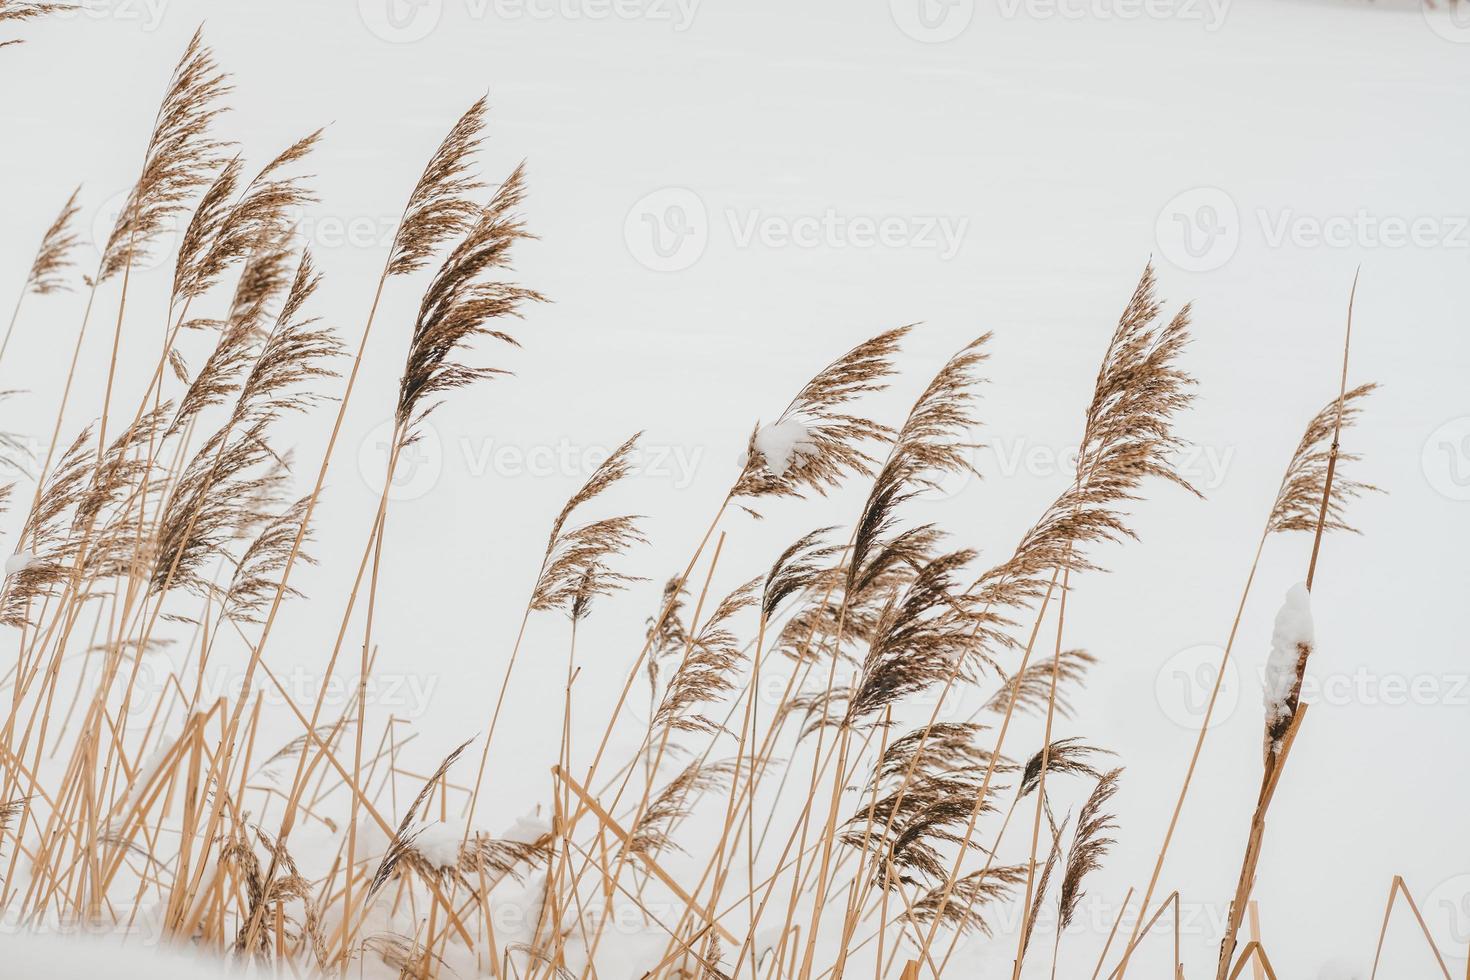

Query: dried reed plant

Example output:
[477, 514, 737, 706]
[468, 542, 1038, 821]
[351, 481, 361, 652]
[0, 26, 1413, 980]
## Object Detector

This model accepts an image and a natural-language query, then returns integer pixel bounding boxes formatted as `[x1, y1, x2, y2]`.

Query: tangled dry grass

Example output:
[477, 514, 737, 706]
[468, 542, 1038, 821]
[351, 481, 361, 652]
[0, 23, 1447, 980]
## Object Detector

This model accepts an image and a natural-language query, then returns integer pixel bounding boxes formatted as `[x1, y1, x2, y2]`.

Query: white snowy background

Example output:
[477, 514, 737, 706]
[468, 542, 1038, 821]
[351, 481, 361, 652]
[2, 0, 1468, 976]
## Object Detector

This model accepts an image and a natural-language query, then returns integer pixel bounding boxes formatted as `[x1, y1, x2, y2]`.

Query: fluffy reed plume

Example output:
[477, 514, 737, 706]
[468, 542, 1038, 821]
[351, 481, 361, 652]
[150, 421, 275, 599]
[225, 828, 329, 964]
[797, 335, 995, 720]
[844, 724, 1006, 889]
[646, 577, 692, 692]
[844, 766, 998, 889]
[250, 723, 345, 785]
[19, 186, 81, 296]
[172, 131, 321, 303]
[222, 495, 314, 623]
[387, 96, 489, 277]
[731, 327, 908, 507]
[1018, 738, 1110, 800]
[771, 556, 915, 667]
[629, 759, 736, 859]
[151, 253, 339, 597]
[761, 526, 841, 622]
[848, 334, 988, 590]
[844, 549, 979, 724]
[73, 401, 175, 580]
[221, 236, 297, 336]
[1075, 265, 1197, 499]
[101, 29, 232, 282]
[1, 428, 95, 625]
[871, 723, 1004, 786]
[958, 265, 1198, 694]
[1, 187, 82, 365]
[395, 162, 544, 438]
[231, 252, 342, 423]
[167, 239, 296, 434]
[530, 433, 646, 616]
[0, 797, 25, 839]
[810, 334, 992, 711]
[1020, 810, 1067, 955]
[1267, 383, 1378, 534]
[397, 821, 548, 894]
[368, 737, 477, 897]
[652, 580, 759, 737]
[909, 864, 1027, 936]
[0, 0, 61, 47]
[5, 402, 170, 608]
[983, 649, 1095, 719]
[1, 26, 1415, 977]
[1056, 768, 1121, 932]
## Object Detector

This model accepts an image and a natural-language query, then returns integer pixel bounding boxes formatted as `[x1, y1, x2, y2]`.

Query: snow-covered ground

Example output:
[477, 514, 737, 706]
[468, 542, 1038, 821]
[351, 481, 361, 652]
[2, 1, 1468, 976]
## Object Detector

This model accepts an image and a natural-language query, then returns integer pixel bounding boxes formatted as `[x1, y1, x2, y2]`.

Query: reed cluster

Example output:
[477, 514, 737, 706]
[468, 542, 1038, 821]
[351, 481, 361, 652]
[0, 27, 1437, 980]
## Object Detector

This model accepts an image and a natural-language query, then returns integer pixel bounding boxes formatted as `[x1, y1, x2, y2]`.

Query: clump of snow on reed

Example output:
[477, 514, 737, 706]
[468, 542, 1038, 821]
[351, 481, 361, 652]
[1263, 582, 1314, 724]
